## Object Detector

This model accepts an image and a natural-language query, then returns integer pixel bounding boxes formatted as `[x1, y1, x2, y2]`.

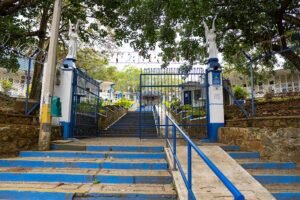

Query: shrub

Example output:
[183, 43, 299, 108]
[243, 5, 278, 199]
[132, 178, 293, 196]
[170, 97, 181, 110]
[180, 104, 192, 111]
[1, 79, 13, 94]
[114, 98, 134, 109]
[233, 85, 249, 100]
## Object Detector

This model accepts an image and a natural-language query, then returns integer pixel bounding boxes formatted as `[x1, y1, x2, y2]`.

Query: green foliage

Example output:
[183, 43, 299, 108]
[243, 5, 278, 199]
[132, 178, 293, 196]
[180, 104, 192, 111]
[114, 98, 134, 109]
[3, 0, 300, 99]
[233, 86, 249, 100]
[1, 79, 13, 91]
[76, 101, 96, 113]
[169, 97, 181, 110]
[114, 66, 140, 93]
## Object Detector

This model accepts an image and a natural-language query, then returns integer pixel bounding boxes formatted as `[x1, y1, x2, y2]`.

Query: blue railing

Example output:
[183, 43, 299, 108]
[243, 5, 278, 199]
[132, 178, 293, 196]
[165, 113, 245, 200]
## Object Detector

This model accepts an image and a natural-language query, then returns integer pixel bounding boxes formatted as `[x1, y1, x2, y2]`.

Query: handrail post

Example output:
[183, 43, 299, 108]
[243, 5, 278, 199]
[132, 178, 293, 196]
[187, 143, 192, 200]
[172, 124, 177, 170]
[165, 115, 169, 147]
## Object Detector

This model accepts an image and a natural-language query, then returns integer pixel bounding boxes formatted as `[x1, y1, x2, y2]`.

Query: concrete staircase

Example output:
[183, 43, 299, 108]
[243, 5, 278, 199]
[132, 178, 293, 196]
[0, 144, 176, 199]
[101, 112, 158, 138]
[222, 145, 300, 200]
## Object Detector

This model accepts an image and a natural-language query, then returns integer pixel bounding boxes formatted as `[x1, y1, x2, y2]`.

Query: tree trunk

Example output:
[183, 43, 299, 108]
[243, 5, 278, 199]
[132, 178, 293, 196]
[271, 5, 300, 71]
[30, 4, 50, 100]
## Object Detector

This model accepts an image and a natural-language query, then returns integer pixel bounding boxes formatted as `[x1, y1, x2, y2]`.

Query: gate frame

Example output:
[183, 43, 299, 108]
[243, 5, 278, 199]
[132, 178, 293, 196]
[70, 67, 100, 138]
[139, 68, 207, 139]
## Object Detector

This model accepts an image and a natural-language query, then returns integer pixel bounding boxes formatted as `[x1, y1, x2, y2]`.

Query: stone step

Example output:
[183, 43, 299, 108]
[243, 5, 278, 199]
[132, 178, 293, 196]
[265, 184, 300, 200]
[228, 151, 260, 159]
[0, 168, 172, 184]
[254, 175, 300, 184]
[20, 151, 166, 159]
[241, 162, 297, 169]
[248, 169, 300, 175]
[0, 182, 177, 200]
[51, 145, 164, 152]
[0, 157, 168, 170]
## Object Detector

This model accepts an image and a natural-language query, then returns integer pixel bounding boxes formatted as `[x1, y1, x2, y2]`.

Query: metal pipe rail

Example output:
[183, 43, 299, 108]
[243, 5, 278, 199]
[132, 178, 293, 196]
[165, 113, 245, 200]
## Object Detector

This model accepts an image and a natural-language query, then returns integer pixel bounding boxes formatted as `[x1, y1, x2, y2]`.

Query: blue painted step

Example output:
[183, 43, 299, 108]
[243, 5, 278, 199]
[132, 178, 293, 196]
[0, 172, 172, 184]
[0, 191, 73, 200]
[254, 175, 300, 184]
[0, 189, 177, 200]
[20, 151, 166, 159]
[228, 152, 260, 159]
[272, 192, 300, 200]
[241, 162, 297, 169]
[87, 146, 164, 152]
[79, 193, 177, 200]
[51, 145, 165, 152]
[0, 160, 168, 170]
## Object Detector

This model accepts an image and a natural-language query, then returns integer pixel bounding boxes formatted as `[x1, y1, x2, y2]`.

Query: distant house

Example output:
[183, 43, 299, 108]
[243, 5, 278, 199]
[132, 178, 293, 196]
[0, 58, 33, 97]
[227, 69, 300, 98]
[98, 81, 115, 102]
[179, 81, 206, 107]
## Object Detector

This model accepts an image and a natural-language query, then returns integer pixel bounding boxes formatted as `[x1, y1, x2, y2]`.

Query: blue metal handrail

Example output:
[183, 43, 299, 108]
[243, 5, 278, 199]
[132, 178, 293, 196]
[165, 113, 245, 200]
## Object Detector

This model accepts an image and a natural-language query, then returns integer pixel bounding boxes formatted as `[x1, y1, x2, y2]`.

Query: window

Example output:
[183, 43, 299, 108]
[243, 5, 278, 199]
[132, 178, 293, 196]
[269, 81, 274, 85]
[243, 84, 247, 87]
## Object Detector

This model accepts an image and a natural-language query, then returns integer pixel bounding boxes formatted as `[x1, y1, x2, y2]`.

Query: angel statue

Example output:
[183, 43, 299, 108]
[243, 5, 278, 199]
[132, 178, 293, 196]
[66, 20, 79, 59]
[202, 17, 218, 59]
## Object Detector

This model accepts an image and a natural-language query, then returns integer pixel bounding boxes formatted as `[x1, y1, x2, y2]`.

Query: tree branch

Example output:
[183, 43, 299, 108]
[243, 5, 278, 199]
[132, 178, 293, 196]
[283, 14, 300, 25]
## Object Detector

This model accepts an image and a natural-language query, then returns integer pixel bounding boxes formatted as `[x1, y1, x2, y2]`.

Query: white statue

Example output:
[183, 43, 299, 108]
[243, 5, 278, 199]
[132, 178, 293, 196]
[203, 17, 218, 59]
[66, 20, 79, 59]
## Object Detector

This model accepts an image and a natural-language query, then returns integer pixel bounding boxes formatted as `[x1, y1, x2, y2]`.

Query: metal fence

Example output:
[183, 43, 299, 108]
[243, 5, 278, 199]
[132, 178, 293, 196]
[0, 44, 44, 115]
[71, 68, 100, 138]
[139, 68, 207, 138]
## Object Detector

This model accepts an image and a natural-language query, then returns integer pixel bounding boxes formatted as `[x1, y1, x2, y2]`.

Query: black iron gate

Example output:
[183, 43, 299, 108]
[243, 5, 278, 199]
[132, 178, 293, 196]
[139, 68, 207, 138]
[71, 68, 100, 138]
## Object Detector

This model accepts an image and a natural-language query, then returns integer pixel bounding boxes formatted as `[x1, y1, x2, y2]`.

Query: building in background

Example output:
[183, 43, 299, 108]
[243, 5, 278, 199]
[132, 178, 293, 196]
[228, 69, 300, 98]
[0, 58, 33, 97]
[98, 80, 115, 102]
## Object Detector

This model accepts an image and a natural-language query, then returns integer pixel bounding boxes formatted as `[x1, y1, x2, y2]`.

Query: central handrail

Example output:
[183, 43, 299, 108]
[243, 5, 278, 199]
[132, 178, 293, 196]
[166, 113, 245, 200]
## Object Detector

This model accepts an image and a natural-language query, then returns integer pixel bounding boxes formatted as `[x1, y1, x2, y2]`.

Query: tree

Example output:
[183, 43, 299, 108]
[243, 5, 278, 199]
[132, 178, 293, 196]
[110, 0, 300, 72]
[114, 66, 140, 92]
[0, 0, 121, 100]
[2, 0, 299, 101]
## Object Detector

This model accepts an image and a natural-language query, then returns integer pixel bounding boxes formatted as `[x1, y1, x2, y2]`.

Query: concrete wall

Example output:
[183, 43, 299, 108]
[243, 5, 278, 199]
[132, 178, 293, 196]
[0, 124, 62, 158]
[226, 116, 300, 128]
[219, 127, 300, 163]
